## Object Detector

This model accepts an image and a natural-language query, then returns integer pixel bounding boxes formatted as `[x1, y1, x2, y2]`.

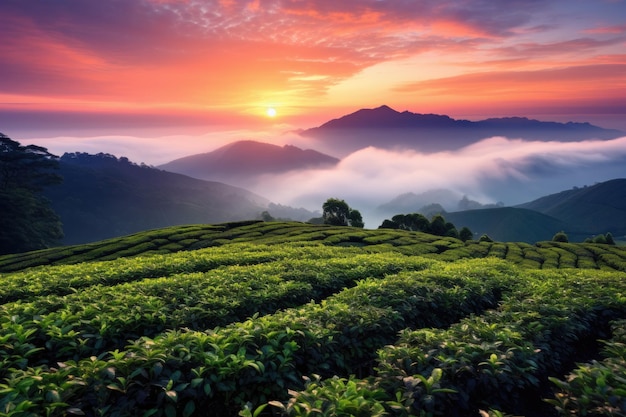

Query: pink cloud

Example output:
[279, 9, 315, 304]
[1, 0, 624, 128]
[584, 24, 626, 34]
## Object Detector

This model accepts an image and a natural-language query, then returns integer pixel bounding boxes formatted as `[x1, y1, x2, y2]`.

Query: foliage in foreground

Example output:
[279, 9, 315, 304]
[0, 222, 625, 416]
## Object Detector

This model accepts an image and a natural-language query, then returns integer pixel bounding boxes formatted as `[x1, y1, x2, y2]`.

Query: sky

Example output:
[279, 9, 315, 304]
[1, 0, 626, 218]
[2, 1, 625, 139]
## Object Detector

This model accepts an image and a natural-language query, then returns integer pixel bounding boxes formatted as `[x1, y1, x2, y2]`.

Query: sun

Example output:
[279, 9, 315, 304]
[266, 107, 277, 118]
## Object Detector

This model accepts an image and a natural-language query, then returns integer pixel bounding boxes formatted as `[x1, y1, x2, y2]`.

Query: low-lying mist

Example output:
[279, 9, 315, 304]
[250, 135, 626, 227]
[25, 132, 626, 229]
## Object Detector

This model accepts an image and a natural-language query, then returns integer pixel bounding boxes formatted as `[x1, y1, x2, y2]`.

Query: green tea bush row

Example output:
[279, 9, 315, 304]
[0, 259, 509, 417]
[548, 319, 626, 416]
[0, 251, 436, 371]
[0, 244, 367, 304]
[0, 224, 227, 271]
[272, 267, 626, 417]
[3, 221, 626, 274]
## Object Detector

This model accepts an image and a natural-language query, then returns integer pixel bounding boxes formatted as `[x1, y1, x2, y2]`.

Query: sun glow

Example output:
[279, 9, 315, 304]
[266, 107, 277, 118]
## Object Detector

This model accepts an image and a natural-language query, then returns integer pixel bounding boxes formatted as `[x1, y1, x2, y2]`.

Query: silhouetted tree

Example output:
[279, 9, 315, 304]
[444, 221, 458, 238]
[593, 234, 607, 244]
[380, 213, 430, 232]
[348, 209, 364, 228]
[479, 234, 493, 242]
[395, 213, 430, 232]
[323, 198, 350, 226]
[260, 211, 275, 221]
[0, 134, 63, 254]
[379, 212, 467, 239]
[379, 219, 397, 229]
[459, 227, 473, 242]
[322, 198, 364, 228]
[605, 232, 615, 245]
[429, 214, 447, 236]
[552, 230, 569, 243]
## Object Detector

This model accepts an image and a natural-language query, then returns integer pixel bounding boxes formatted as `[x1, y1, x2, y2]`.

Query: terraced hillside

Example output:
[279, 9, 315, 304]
[1, 221, 625, 273]
[0, 221, 625, 416]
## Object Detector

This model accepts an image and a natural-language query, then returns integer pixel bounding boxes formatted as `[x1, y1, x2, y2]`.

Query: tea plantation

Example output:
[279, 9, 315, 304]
[0, 221, 625, 416]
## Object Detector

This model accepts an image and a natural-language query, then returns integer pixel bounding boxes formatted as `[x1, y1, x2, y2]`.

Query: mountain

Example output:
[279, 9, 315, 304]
[376, 179, 626, 243]
[301, 105, 624, 155]
[445, 207, 569, 243]
[377, 189, 463, 215]
[158, 140, 339, 184]
[43, 152, 270, 244]
[516, 178, 626, 240]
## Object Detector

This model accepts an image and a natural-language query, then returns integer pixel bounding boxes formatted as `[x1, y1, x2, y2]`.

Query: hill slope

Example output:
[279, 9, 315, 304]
[301, 105, 624, 155]
[1, 220, 625, 272]
[516, 178, 626, 239]
[158, 140, 339, 183]
[445, 207, 569, 243]
[43, 153, 269, 244]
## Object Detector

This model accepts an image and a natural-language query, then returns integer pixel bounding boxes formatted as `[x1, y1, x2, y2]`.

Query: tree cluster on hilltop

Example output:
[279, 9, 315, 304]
[322, 198, 364, 228]
[61, 152, 152, 169]
[0, 134, 63, 254]
[552, 230, 616, 245]
[380, 212, 473, 241]
[307, 198, 364, 228]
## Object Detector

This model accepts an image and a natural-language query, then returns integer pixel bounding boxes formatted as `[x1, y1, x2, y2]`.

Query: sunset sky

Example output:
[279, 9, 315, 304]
[1, 0, 625, 163]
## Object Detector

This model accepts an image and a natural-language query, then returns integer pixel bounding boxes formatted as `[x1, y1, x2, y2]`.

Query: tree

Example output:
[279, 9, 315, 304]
[348, 209, 364, 228]
[479, 234, 493, 242]
[379, 219, 397, 229]
[605, 232, 615, 245]
[1, 135, 61, 191]
[392, 213, 429, 232]
[322, 198, 350, 226]
[459, 227, 473, 242]
[429, 214, 447, 236]
[0, 134, 63, 254]
[593, 234, 607, 244]
[260, 211, 275, 221]
[322, 198, 364, 228]
[379, 212, 465, 238]
[552, 230, 568, 243]
[380, 213, 430, 232]
[444, 221, 458, 238]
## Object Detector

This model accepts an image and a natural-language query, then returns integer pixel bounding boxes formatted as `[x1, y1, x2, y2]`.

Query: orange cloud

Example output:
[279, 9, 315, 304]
[1, 0, 624, 131]
[391, 63, 626, 113]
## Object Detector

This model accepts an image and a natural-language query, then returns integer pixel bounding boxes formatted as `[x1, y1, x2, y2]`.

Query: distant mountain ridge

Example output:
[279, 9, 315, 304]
[301, 105, 624, 155]
[377, 178, 626, 243]
[159, 140, 339, 183]
[516, 178, 626, 240]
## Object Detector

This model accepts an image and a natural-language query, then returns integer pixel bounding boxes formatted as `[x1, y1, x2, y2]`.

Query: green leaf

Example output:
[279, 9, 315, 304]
[252, 404, 268, 417]
[165, 404, 177, 417]
[183, 400, 196, 417]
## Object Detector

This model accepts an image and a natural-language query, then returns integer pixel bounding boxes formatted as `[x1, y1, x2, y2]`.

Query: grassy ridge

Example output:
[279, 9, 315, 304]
[1, 221, 626, 273]
[1, 222, 625, 416]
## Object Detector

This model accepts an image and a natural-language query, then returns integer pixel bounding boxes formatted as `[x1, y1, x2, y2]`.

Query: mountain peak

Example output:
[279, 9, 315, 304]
[301, 106, 624, 155]
[373, 104, 398, 113]
[158, 140, 339, 183]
